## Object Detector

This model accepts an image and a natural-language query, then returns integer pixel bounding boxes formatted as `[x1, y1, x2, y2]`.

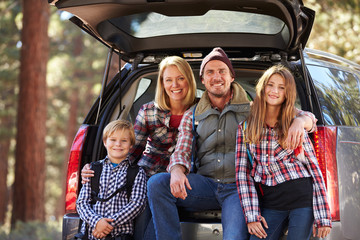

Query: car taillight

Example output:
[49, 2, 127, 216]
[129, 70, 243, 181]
[65, 125, 89, 213]
[313, 126, 340, 221]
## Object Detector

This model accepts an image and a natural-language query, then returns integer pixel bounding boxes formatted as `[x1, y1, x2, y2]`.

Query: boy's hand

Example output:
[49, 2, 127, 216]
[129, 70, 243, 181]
[93, 218, 114, 238]
[92, 229, 105, 239]
[313, 225, 331, 238]
[247, 217, 268, 239]
[81, 163, 94, 184]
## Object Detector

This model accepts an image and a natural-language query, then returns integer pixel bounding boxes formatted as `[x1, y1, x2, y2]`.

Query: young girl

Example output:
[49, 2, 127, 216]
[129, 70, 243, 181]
[235, 65, 332, 240]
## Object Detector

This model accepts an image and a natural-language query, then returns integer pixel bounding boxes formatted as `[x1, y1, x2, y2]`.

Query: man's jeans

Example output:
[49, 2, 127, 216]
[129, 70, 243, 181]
[147, 173, 249, 240]
[250, 207, 314, 240]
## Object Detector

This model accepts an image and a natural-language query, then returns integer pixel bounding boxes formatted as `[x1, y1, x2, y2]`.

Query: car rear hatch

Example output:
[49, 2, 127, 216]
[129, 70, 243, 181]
[49, 0, 315, 62]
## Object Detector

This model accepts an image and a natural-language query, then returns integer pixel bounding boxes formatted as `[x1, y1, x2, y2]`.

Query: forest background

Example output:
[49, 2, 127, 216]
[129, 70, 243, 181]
[0, 0, 359, 239]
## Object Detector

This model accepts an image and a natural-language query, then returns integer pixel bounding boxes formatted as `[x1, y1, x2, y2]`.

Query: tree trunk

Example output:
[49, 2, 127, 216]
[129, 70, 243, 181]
[11, 0, 49, 227]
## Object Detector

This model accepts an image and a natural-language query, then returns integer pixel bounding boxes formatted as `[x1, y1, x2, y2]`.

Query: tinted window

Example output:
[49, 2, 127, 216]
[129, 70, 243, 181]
[134, 78, 152, 102]
[308, 65, 360, 126]
[110, 11, 287, 38]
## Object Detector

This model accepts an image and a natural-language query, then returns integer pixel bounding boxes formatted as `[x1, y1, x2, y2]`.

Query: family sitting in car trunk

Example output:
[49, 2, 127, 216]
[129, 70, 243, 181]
[78, 47, 331, 240]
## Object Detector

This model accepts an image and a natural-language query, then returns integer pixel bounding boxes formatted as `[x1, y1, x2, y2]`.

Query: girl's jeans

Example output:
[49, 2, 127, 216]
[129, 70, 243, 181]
[250, 207, 314, 240]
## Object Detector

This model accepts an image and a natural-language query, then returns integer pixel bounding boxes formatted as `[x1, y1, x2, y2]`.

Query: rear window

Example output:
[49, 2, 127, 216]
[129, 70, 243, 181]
[109, 10, 287, 38]
[308, 65, 360, 126]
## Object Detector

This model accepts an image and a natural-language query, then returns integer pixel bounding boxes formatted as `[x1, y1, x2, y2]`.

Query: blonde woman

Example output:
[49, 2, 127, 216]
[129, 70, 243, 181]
[82, 56, 197, 240]
[128, 56, 197, 176]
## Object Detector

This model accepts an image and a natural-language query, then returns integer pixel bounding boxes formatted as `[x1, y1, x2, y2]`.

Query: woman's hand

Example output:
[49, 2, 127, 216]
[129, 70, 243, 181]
[170, 165, 192, 200]
[313, 225, 331, 238]
[247, 217, 268, 239]
[81, 163, 94, 184]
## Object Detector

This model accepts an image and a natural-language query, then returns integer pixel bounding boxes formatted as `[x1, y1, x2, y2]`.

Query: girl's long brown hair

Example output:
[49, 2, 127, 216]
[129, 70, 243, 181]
[245, 65, 296, 148]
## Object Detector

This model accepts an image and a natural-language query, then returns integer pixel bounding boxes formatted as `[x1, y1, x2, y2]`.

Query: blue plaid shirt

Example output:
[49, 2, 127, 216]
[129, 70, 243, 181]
[128, 101, 181, 177]
[236, 125, 332, 227]
[76, 157, 147, 239]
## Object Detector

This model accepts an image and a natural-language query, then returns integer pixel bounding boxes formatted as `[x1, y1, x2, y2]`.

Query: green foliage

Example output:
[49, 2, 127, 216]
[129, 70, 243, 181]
[0, 2, 20, 220]
[0, 221, 61, 240]
[305, 0, 360, 64]
[0, 0, 20, 137]
[310, 0, 360, 13]
[0, 2, 108, 225]
[45, 9, 107, 218]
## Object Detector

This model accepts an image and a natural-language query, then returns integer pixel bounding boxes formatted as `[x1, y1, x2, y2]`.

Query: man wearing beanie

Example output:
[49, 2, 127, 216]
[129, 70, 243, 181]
[147, 47, 317, 240]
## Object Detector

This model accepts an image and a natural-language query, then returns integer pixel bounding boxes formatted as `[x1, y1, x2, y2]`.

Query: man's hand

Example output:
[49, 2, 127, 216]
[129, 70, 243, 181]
[287, 111, 315, 149]
[81, 163, 94, 184]
[286, 117, 305, 150]
[313, 225, 331, 238]
[170, 165, 192, 200]
[92, 218, 114, 239]
[247, 217, 268, 239]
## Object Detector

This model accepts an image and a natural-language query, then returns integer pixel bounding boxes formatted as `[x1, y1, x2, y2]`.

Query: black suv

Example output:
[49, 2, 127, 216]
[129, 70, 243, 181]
[48, 1, 360, 239]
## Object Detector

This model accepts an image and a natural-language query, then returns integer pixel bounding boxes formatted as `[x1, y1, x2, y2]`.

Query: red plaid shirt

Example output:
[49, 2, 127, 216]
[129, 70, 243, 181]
[128, 102, 181, 177]
[236, 124, 332, 227]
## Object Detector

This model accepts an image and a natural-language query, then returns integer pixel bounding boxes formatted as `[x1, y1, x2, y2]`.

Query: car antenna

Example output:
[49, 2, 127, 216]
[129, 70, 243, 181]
[95, 47, 114, 125]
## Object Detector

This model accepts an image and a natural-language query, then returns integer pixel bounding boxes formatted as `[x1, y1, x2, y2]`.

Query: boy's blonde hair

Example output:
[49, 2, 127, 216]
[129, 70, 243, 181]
[155, 56, 197, 111]
[102, 120, 135, 145]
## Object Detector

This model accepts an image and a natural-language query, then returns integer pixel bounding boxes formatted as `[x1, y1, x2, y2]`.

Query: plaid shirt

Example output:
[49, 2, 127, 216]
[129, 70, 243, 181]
[235, 125, 332, 227]
[167, 108, 195, 172]
[76, 158, 147, 239]
[128, 101, 181, 177]
[168, 103, 317, 174]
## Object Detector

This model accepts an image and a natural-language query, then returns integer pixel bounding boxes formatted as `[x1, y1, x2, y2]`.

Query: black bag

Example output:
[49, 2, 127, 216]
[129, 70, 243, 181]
[90, 161, 139, 203]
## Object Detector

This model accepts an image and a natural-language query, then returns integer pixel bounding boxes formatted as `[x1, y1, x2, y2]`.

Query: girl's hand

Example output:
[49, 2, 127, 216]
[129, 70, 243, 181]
[313, 225, 331, 238]
[81, 163, 94, 184]
[247, 217, 268, 239]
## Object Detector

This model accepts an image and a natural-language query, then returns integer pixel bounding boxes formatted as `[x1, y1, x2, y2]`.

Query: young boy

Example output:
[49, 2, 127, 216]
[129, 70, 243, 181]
[77, 120, 147, 240]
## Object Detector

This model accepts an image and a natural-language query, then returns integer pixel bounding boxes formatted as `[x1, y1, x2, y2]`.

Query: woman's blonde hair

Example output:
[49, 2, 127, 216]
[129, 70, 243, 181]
[155, 56, 197, 111]
[102, 119, 135, 146]
[245, 65, 296, 147]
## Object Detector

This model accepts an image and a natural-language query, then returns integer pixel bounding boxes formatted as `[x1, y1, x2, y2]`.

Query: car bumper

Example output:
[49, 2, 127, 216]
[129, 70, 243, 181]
[62, 213, 81, 240]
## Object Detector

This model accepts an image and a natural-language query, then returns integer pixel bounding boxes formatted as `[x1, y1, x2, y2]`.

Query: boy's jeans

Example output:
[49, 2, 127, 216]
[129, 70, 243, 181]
[250, 207, 314, 240]
[147, 173, 249, 240]
[133, 203, 155, 240]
